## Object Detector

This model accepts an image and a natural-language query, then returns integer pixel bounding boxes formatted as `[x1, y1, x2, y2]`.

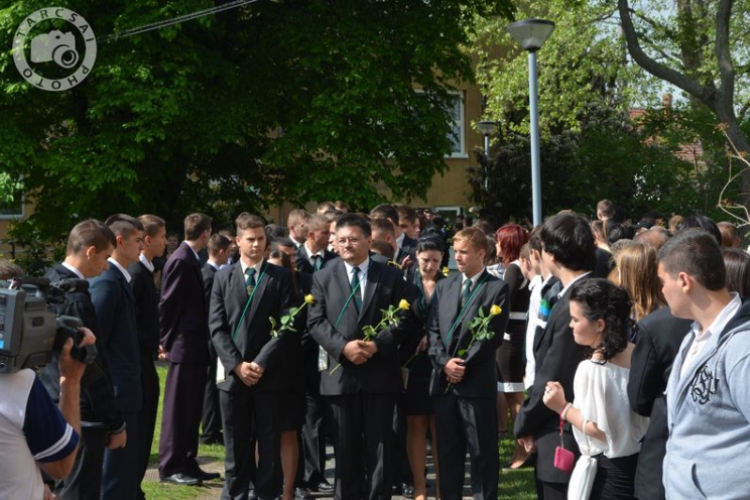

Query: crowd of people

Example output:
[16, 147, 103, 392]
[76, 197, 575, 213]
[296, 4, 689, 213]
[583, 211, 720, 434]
[1, 198, 749, 500]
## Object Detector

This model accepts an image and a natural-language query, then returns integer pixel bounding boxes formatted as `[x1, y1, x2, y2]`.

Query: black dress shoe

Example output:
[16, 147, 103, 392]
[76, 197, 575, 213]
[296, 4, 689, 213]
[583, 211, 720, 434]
[193, 468, 221, 481]
[294, 487, 314, 500]
[161, 473, 202, 486]
[311, 480, 334, 493]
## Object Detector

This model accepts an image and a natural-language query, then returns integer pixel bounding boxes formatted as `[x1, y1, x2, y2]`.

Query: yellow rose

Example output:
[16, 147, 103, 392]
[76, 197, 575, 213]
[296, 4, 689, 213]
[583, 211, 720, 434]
[490, 304, 502, 316]
[399, 299, 410, 311]
[442, 266, 450, 276]
[304, 294, 315, 304]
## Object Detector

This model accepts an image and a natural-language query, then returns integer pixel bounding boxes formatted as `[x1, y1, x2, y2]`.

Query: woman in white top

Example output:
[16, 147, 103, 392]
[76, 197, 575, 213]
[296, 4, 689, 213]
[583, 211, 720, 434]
[543, 279, 649, 500]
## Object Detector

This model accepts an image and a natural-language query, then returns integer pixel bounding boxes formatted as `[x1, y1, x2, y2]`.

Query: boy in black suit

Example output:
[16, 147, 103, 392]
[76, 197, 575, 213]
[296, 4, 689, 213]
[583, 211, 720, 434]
[129, 214, 167, 499]
[295, 214, 338, 274]
[210, 213, 293, 500]
[201, 233, 232, 446]
[91, 214, 144, 500]
[428, 227, 509, 500]
[308, 213, 413, 500]
[40, 220, 125, 500]
[514, 213, 595, 500]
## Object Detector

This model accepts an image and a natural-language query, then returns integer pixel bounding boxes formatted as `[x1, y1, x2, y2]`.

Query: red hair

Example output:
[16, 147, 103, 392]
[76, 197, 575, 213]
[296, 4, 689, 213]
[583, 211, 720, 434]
[495, 223, 529, 266]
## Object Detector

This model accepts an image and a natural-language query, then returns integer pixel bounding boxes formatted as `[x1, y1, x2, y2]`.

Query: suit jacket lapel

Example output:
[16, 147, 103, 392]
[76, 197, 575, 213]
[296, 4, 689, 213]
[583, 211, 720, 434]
[442, 275, 464, 348]
[332, 260, 359, 325]
[248, 263, 270, 322]
[360, 262, 380, 321]
[450, 271, 488, 352]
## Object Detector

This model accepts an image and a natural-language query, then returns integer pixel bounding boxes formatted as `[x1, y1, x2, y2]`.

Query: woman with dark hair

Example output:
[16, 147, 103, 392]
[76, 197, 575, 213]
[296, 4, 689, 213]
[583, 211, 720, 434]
[676, 214, 722, 244]
[488, 223, 530, 468]
[403, 236, 446, 500]
[723, 248, 750, 298]
[543, 279, 649, 500]
[266, 249, 308, 500]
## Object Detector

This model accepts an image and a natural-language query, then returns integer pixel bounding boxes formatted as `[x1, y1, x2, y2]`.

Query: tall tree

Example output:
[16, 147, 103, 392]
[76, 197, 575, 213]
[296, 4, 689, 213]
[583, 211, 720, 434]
[0, 0, 515, 240]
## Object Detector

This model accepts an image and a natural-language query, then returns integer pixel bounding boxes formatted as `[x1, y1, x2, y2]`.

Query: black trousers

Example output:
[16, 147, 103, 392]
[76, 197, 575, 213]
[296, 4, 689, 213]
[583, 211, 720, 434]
[392, 397, 411, 485]
[54, 426, 107, 500]
[534, 478, 568, 500]
[159, 361, 207, 477]
[220, 390, 281, 500]
[201, 347, 224, 443]
[102, 411, 141, 500]
[299, 393, 328, 485]
[137, 353, 160, 500]
[327, 393, 396, 500]
[433, 393, 499, 500]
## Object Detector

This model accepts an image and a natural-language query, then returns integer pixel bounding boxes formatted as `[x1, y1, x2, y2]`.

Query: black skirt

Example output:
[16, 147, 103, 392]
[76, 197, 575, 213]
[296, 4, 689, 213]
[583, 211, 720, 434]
[403, 352, 433, 416]
[590, 453, 639, 500]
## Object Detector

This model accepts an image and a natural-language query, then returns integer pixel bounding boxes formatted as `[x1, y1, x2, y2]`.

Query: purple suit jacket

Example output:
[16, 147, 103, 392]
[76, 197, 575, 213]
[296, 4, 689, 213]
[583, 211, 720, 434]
[159, 242, 210, 364]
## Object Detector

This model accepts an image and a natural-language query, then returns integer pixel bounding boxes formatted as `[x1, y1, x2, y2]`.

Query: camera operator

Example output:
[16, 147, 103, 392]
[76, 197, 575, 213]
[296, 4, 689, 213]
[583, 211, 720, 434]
[0, 270, 96, 499]
[38, 220, 127, 500]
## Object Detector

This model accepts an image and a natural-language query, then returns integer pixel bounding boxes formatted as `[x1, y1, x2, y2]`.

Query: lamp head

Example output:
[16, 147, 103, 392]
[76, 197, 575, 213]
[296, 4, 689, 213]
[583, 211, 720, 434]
[506, 18, 555, 52]
[476, 121, 498, 137]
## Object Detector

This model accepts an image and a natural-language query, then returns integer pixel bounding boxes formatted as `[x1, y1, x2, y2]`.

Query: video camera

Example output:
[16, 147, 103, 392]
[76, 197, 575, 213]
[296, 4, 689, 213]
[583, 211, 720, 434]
[0, 277, 97, 374]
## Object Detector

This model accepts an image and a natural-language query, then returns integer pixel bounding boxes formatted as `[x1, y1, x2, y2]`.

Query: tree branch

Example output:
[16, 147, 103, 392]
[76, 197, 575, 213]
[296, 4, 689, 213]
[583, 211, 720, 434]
[617, 0, 716, 108]
[715, 0, 735, 114]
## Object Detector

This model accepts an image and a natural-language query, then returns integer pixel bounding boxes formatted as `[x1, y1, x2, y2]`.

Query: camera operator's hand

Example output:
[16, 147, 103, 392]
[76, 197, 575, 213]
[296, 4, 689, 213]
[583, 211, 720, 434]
[106, 429, 127, 450]
[158, 345, 167, 361]
[58, 327, 96, 382]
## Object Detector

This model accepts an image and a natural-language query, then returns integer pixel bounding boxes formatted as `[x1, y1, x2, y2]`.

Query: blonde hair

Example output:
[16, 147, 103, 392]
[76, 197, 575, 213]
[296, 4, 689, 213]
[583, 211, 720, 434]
[614, 242, 665, 321]
[453, 227, 489, 254]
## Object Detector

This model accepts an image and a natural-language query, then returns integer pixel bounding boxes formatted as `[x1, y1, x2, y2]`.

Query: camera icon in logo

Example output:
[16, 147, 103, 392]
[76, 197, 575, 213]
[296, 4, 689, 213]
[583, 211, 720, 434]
[30, 30, 79, 69]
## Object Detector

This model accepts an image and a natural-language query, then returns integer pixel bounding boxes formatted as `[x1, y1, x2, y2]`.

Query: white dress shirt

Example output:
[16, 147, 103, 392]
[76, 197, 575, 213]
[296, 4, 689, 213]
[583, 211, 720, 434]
[343, 258, 370, 303]
[61, 262, 85, 279]
[139, 253, 154, 272]
[107, 258, 131, 283]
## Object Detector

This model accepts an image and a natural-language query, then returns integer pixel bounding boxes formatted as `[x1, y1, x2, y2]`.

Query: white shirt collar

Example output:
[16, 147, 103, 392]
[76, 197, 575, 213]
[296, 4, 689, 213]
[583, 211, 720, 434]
[183, 242, 200, 262]
[304, 241, 326, 259]
[461, 267, 486, 287]
[61, 262, 85, 280]
[395, 232, 405, 250]
[344, 257, 370, 277]
[557, 271, 592, 299]
[529, 274, 544, 292]
[107, 257, 132, 283]
[291, 237, 304, 249]
[139, 253, 154, 272]
[681, 293, 742, 377]
[240, 258, 264, 277]
[206, 259, 221, 271]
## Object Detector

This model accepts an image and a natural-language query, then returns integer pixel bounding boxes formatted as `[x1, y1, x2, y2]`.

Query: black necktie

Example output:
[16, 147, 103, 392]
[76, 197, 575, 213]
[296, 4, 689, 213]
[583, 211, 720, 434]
[350, 266, 362, 312]
[245, 267, 256, 296]
[461, 278, 472, 308]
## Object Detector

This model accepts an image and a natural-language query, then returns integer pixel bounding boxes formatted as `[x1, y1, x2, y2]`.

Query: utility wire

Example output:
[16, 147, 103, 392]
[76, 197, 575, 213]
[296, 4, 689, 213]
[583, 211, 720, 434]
[99, 0, 261, 43]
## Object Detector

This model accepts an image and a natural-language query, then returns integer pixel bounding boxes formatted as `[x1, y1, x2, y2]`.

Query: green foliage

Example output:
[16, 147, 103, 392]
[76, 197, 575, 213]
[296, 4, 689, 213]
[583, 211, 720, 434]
[0, 0, 515, 242]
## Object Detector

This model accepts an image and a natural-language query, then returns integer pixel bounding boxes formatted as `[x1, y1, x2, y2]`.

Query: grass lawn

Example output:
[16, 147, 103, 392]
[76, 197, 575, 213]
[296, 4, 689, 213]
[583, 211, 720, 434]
[142, 363, 536, 499]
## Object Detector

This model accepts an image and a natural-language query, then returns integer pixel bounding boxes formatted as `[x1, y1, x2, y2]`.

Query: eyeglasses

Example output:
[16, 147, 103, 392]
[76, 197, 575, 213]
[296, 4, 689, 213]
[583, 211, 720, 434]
[337, 237, 363, 245]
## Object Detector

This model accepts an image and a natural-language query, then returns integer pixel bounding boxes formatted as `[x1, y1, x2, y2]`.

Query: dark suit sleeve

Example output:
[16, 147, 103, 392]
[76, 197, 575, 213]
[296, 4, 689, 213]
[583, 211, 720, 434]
[428, 283, 451, 372]
[628, 323, 661, 416]
[253, 271, 293, 371]
[463, 283, 509, 366]
[308, 273, 349, 363]
[504, 264, 524, 306]
[89, 278, 120, 351]
[209, 273, 244, 373]
[514, 308, 581, 438]
[202, 270, 215, 309]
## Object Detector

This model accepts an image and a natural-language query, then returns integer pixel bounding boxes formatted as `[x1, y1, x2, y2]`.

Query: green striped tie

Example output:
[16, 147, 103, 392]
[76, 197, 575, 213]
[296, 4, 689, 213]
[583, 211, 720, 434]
[245, 267, 256, 296]
[350, 266, 362, 312]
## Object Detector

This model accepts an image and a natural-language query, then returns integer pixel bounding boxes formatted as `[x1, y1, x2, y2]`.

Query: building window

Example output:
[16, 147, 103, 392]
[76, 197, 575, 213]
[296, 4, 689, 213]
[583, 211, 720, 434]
[446, 92, 466, 158]
[0, 180, 24, 220]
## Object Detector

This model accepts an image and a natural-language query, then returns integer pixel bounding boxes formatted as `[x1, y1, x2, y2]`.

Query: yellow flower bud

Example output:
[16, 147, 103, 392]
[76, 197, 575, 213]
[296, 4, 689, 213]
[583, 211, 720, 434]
[304, 294, 315, 304]
[490, 304, 502, 316]
[442, 266, 450, 276]
[399, 299, 410, 311]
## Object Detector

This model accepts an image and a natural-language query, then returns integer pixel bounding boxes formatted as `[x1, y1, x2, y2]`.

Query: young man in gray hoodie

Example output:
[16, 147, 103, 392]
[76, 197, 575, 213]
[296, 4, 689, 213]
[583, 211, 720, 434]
[658, 229, 750, 500]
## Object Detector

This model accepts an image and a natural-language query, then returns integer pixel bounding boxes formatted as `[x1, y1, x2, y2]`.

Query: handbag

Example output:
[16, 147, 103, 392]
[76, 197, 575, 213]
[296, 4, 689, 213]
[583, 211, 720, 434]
[567, 419, 598, 500]
[554, 415, 575, 473]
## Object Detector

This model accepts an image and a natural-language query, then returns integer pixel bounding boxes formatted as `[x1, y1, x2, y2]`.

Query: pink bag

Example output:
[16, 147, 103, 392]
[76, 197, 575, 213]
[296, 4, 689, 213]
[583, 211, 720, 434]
[554, 416, 575, 473]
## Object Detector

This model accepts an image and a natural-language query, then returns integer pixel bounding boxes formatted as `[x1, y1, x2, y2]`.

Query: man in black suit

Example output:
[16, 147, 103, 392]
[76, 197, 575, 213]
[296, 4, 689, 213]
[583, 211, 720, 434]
[210, 213, 293, 500]
[308, 213, 413, 500]
[296, 214, 338, 275]
[39, 220, 126, 500]
[158, 213, 216, 485]
[514, 213, 596, 500]
[90, 214, 144, 500]
[428, 227, 509, 500]
[129, 214, 167, 500]
[370, 204, 416, 267]
[627, 308, 691, 500]
[287, 209, 310, 249]
[201, 233, 232, 445]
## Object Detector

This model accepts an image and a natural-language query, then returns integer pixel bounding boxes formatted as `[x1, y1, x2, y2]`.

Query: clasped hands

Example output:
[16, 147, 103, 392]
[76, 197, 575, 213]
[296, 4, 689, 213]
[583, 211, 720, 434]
[342, 339, 378, 365]
[443, 357, 465, 385]
[234, 361, 265, 386]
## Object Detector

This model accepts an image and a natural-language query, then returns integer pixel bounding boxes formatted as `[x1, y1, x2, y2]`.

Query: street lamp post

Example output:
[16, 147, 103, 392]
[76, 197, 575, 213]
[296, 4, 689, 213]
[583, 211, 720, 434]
[506, 18, 555, 227]
[476, 120, 497, 198]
